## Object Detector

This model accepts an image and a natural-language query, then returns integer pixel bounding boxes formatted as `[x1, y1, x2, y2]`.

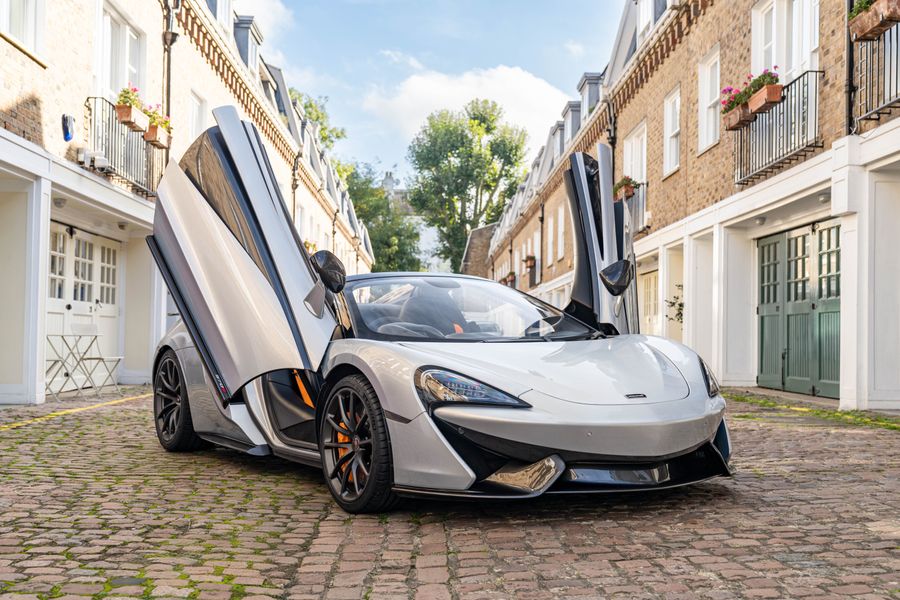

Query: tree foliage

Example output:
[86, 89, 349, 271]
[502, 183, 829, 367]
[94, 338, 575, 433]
[345, 163, 422, 272]
[288, 88, 347, 151]
[407, 99, 527, 272]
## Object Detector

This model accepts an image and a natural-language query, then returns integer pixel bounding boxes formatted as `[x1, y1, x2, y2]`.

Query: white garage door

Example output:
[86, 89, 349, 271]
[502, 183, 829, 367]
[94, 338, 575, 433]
[46, 223, 121, 390]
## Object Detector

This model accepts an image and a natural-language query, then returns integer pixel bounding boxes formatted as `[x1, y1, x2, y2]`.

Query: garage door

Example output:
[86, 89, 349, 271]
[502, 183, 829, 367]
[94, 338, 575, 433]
[757, 219, 840, 398]
[46, 223, 121, 391]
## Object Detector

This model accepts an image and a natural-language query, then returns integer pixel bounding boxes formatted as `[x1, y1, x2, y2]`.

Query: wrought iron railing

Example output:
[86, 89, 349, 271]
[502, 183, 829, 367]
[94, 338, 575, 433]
[855, 23, 900, 124]
[733, 71, 824, 185]
[84, 97, 165, 196]
[625, 184, 648, 234]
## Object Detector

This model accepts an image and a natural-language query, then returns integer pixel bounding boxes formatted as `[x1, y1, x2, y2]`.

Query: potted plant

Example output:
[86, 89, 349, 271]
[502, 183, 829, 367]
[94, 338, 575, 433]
[613, 176, 639, 201]
[115, 86, 149, 132]
[143, 104, 172, 149]
[849, 0, 900, 41]
[524, 255, 536, 269]
[747, 68, 782, 114]
[721, 85, 753, 130]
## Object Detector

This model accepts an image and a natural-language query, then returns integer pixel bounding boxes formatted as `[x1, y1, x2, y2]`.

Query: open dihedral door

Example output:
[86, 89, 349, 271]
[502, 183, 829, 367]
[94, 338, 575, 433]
[563, 144, 640, 335]
[147, 106, 337, 402]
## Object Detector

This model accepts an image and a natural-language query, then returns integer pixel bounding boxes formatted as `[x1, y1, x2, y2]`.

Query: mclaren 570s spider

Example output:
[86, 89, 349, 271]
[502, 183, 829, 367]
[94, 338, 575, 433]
[148, 106, 731, 513]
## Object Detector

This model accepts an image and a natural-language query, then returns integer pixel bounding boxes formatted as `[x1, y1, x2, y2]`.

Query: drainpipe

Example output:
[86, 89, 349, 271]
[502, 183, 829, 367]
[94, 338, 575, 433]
[602, 97, 618, 178]
[161, 1, 181, 163]
[845, 0, 856, 135]
[331, 211, 338, 253]
[538, 203, 545, 285]
[290, 149, 302, 221]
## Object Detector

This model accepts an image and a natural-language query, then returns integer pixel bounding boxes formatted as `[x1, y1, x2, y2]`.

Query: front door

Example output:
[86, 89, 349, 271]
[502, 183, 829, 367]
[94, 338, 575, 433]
[756, 219, 841, 398]
[148, 106, 337, 402]
[46, 223, 121, 390]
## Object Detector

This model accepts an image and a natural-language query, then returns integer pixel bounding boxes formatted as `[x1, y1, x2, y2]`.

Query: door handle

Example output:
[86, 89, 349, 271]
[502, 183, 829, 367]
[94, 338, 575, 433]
[65, 303, 72, 311]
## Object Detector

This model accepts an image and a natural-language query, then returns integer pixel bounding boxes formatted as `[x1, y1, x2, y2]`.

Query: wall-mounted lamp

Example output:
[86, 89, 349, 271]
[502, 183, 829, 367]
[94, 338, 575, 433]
[117, 222, 128, 231]
[818, 193, 830, 204]
[754, 216, 767, 226]
[52, 197, 67, 209]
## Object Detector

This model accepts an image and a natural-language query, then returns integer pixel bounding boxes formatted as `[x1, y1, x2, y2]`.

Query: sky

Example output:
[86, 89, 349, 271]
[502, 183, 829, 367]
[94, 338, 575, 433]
[234, 0, 627, 179]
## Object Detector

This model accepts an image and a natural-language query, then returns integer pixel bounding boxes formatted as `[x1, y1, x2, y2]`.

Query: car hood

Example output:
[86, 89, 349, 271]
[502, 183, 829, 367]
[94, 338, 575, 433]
[398, 336, 690, 405]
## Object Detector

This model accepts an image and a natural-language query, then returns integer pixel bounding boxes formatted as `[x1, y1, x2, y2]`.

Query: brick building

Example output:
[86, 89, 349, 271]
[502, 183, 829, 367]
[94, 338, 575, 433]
[466, 0, 900, 411]
[0, 0, 374, 404]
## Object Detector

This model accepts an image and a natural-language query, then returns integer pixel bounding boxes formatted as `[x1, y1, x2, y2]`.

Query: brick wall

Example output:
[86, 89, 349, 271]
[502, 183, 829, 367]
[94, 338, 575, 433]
[481, 0, 852, 283]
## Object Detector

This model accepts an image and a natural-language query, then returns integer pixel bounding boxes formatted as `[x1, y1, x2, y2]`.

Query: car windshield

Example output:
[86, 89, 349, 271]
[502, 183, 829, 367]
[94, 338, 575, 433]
[344, 276, 597, 342]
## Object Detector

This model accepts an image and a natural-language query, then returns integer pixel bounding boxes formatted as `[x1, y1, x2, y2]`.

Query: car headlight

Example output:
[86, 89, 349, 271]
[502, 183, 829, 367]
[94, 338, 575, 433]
[699, 358, 721, 397]
[414, 368, 530, 410]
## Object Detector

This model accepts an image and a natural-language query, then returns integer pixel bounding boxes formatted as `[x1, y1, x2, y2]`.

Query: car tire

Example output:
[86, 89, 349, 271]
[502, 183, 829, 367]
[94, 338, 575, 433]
[319, 374, 399, 514]
[153, 349, 204, 452]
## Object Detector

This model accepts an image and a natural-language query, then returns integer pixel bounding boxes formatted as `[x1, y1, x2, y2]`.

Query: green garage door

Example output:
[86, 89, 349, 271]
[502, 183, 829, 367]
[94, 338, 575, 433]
[757, 219, 841, 398]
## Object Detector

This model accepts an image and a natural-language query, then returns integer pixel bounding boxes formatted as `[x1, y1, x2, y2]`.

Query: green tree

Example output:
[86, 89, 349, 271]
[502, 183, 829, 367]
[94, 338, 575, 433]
[288, 88, 347, 151]
[407, 99, 526, 272]
[345, 163, 422, 272]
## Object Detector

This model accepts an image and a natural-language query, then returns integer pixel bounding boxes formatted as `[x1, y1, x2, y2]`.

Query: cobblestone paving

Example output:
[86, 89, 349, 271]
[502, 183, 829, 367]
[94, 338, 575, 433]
[0, 388, 898, 600]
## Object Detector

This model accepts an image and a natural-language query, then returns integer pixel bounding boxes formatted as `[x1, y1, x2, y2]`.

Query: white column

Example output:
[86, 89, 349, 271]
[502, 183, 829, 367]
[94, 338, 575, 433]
[657, 245, 670, 338]
[24, 178, 51, 404]
[711, 224, 725, 377]
[681, 235, 694, 349]
[720, 227, 756, 386]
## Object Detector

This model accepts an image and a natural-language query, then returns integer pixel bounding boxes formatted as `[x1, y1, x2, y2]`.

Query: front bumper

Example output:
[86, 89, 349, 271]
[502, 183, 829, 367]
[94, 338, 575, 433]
[392, 395, 731, 499]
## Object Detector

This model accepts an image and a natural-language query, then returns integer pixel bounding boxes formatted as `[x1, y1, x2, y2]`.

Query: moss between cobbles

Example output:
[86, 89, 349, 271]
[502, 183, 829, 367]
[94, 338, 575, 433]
[724, 393, 900, 432]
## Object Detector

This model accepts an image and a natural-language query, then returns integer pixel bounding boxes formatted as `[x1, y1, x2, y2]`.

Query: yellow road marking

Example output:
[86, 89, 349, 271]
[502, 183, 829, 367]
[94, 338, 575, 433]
[0, 393, 152, 432]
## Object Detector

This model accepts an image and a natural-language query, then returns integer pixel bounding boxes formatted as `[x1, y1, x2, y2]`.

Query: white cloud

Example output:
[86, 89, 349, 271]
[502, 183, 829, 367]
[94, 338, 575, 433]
[379, 49, 425, 71]
[564, 40, 586, 58]
[362, 65, 571, 161]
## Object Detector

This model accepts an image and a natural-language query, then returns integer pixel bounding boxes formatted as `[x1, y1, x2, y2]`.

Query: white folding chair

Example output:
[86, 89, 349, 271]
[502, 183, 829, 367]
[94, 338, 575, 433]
[69, 323, 123, 396]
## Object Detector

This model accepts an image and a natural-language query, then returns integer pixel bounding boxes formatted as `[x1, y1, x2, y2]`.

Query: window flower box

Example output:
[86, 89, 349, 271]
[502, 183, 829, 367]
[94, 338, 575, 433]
[849, 0, 900, 41]
[613, 176, 639, 201]
[143, 124, 171, 149]
[115, 104, 149, 132]
[524, 255, 536, 269]
[748, 84, 783, 114]
[724, 103, 754, 130]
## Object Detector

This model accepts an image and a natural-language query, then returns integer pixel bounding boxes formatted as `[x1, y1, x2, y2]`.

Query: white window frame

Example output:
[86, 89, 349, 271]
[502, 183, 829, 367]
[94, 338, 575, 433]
[100, 5, 145, 99]
[623, 122, 647, 183]
[188, 91, 207, 141]
[663, 87, 680, 175]
[637, 0, 654, 43]
[215, 0, 233, 30]
[546, 214, 555, 264]
[752, 0, 819, 84]
[556, 205, 565, 261]
[697, 47, 720, 153]
[0, 0, 43, 53]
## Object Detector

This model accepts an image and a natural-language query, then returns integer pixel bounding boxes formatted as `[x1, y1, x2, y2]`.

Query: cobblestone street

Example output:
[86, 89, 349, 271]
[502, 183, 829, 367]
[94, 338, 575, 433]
[0, 388, 897, 600]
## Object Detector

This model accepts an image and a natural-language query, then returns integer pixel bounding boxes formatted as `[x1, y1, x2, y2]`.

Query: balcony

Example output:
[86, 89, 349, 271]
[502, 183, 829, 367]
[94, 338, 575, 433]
[855, 23, 900, 124]
[732, 71, 824, 185]
[83, 97, 165, 196]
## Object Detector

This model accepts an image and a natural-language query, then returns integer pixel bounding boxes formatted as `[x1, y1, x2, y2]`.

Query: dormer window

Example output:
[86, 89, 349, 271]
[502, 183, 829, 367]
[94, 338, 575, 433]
[233, 15, 262, 74]
[215, 0, 232, 30]
[637, 0, 653, 42]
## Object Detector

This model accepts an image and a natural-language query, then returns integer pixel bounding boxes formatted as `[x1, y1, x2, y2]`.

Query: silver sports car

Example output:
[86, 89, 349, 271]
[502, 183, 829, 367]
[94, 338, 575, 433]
[148, 107, 731, 513]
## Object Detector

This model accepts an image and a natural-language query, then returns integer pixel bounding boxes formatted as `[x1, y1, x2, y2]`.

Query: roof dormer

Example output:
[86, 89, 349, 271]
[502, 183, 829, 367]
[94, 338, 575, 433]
[233, 15, 262, 73]
[562, 101, 581, 143]
[577, 72, 603, 123]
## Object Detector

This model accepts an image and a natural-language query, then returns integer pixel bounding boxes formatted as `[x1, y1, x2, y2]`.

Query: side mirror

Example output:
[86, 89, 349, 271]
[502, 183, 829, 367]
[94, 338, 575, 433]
[310, 250, 346, 293]
[599, 259, 633, 297]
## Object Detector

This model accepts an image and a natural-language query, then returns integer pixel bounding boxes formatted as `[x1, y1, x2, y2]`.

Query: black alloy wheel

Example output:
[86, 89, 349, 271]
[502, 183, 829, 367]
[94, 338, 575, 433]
[153, 349, 203, 452]
[319, 374, 398, 513]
